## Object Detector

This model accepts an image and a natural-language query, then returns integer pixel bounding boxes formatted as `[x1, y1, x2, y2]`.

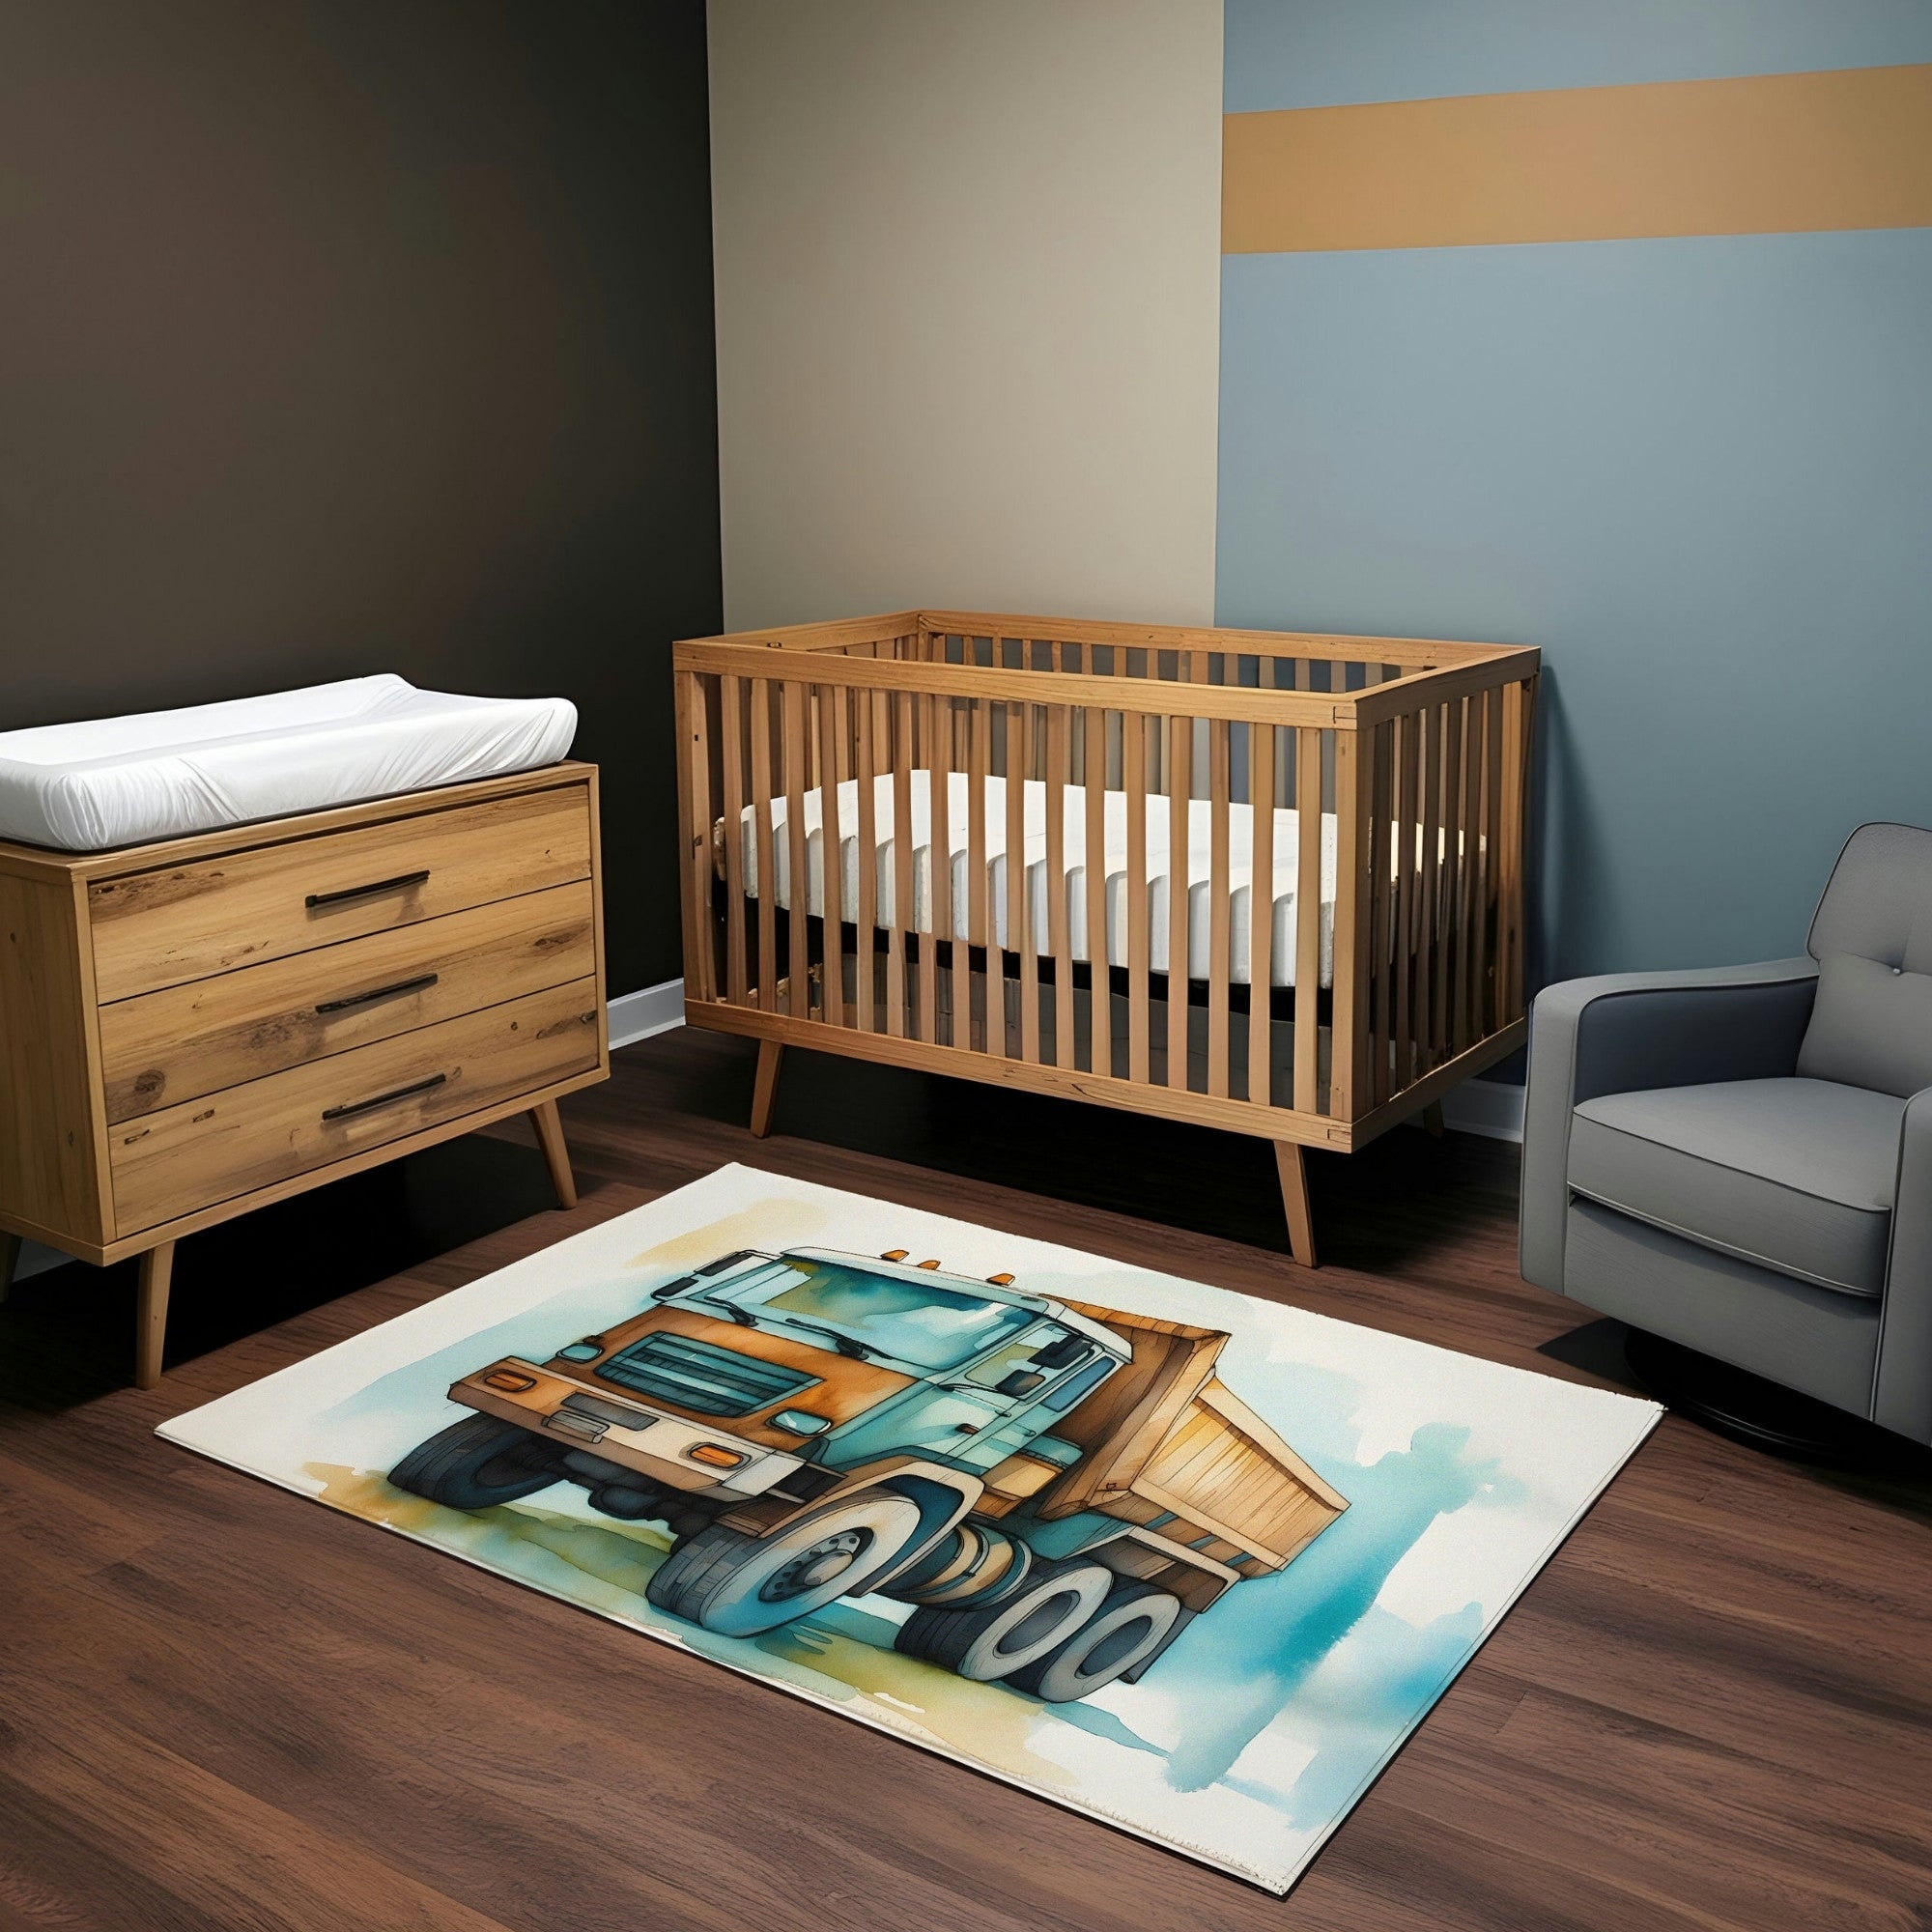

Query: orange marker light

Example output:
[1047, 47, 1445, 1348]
[916, 1259, 942, 1270]
[985, 1273, 1015, 1287]
[484, 1370, 538, 1393]
[687, 1443, 747, 1469]
[880, 1249, 908, 1261]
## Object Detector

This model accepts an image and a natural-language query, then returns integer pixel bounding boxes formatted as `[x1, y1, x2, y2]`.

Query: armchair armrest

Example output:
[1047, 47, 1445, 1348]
[1520, 958, 1819, 1293]
[1875, 1086, 1932, 1444]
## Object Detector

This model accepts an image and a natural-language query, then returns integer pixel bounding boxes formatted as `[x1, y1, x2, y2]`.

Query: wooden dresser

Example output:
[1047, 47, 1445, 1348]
[0, 760, 608, 1386]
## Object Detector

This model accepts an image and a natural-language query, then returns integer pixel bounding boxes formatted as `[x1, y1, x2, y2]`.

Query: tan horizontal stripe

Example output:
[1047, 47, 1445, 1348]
[1224, 63, 1932, 253]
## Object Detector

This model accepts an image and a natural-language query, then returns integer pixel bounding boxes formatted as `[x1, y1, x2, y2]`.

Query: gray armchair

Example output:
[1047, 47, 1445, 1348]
[1521, 822, 1932, 1449]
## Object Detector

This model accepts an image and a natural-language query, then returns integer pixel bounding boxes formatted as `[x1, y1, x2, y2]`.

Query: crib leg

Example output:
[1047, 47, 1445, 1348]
[1274, 1143, 1319, 1270]
[750, 1039, 785, 1139]
[1422, 1101, 1445, 1139]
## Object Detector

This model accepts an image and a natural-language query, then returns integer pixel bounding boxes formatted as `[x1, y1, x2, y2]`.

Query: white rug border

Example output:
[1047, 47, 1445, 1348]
[156, 1161, 1662, 1895]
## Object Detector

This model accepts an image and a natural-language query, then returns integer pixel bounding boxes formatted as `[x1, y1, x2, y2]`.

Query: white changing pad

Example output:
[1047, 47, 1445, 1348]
[724, 772, 1340, 990]
[0, 675, 578, 851]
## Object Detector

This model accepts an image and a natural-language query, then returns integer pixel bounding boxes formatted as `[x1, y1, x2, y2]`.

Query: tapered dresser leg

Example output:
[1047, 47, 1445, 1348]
[0, 1230, 20, 1306]
[1422, 1101, 1446, 1139]
[135, 1242, 175, 1390]
[1274, 1143, 1319, 1270]
[529, 1099, 579, 1209]
[750, 1040, 785, 1139]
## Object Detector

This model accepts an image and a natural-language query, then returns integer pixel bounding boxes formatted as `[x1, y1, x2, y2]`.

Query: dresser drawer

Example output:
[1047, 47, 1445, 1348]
[99, 880, 597, 1123]
[88, 782, 591, 1003]
[109, 977, 601, 1236]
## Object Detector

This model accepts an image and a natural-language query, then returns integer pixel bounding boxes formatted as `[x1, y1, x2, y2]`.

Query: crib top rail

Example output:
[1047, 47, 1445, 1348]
[674, 610, 1538, 728]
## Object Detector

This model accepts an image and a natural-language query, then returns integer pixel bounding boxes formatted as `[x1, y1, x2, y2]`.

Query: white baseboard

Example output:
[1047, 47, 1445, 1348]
[7, 986, 1511, 1284]
[608, 977, 687, 1049]
[1437, 1075, 1525, 1144]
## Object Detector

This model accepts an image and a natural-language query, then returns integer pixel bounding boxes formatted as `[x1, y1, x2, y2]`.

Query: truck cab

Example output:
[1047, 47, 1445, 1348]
[411, 1246, 1129, 1520]
[639, 1247, 1127, 1475]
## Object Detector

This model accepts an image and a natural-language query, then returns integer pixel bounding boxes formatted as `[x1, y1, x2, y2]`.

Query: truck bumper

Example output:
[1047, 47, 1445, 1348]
[450, 1360, 806, 1500]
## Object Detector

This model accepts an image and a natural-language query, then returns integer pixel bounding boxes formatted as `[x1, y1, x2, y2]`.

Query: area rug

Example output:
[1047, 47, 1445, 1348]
[158, 1163, 1659, 1892]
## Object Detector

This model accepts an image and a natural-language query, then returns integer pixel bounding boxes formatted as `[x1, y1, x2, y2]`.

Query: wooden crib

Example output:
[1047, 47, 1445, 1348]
[672, 611, 1539, 1265]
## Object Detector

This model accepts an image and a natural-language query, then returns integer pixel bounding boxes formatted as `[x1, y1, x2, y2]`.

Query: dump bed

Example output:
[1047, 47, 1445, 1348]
[1042, 1299, 1347, 1574]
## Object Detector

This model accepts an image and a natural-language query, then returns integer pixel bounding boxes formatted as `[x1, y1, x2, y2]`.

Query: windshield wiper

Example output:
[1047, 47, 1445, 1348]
[693, 1290, 755, 1326]
[772, 1316, 877, 1360]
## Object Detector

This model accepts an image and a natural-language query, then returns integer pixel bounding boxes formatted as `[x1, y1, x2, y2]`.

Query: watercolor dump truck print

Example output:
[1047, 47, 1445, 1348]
[390, 1247, 1349, 1699]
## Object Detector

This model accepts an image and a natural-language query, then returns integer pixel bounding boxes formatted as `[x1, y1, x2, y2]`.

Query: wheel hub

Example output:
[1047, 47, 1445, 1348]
[759, 1527, 871, 1603]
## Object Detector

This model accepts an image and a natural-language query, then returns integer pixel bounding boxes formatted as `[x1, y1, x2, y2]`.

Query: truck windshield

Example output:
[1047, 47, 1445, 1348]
[751, 1261, 1037, 1372]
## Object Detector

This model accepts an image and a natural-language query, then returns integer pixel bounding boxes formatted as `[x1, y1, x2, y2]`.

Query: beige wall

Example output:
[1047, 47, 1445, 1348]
[707, 0, 1223, 631]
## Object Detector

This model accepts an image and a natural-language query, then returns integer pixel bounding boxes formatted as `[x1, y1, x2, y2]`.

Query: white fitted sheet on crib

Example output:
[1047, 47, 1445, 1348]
[726, 771, 1342, 990]
[0, 675, 578, 851]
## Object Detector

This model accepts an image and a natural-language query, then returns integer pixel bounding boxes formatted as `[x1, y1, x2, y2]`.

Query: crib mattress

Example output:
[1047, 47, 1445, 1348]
[724, 771, 1340, 989]
[0, 674, 578, 851]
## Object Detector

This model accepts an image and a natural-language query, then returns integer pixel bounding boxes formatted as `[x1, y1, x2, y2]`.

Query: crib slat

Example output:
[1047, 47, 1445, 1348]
[931, 694, 957, 1048]
[1451, 696, 1477, 1055]
[1481, 681, 1505, 1037]
[1207, 719, 1232, 1098]
[1248, 718, 1275, 1107]
[1331, 728, 1370, 1122]
[1436, 696, 1465, 1058]
[854, 688, 877, 1033]
[889, 692, 914, 1038]
[751, 678, 778, 1014]
[1416, 702, 1442, 1071]
[1369, 720, 1394, 1106]
[1046, 704, 1074, 1067]
[782, 681, 811, 1019]
[1084, 704, 1110, 1075]
[720, 675, 749, 1008]
[970, 698, 992, 1051]
[1166, 708, 1192, 1092]
[1499, 676, 1535, 1020]
[674, 673, 711, 1005]
[1393, 708, 1419, 1094]
[1293, 726, 1322, 1113]
[817, 683, 847, 1029]
[1009, 700, 1034, 1064]
[1128, 711, 1151, 1090]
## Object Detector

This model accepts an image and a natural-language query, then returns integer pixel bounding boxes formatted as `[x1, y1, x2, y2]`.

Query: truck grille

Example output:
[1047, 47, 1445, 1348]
[595, 1333, 817, 1417]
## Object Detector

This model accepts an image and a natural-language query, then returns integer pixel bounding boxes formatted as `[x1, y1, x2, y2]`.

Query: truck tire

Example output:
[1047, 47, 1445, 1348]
[895, 1558, 1112, 1682]
[645, 1487, 923, 1637]
[388, 1415, 564, 1510]
[1004, 1580, 1183, 1702]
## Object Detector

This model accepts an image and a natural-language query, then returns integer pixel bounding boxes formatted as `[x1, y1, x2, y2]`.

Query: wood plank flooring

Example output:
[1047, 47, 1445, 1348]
[1, 1026, 1927, 1930]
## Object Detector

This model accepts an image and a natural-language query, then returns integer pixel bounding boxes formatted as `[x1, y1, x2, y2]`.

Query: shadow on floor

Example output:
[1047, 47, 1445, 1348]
[622, 1028, 1521, 1274]
[0, 1133, 563, 1412]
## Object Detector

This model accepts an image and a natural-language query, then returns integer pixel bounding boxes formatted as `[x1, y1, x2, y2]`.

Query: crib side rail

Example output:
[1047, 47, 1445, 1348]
[1332, 656, 1540, 1134]
[672, 639, 1536, 1150]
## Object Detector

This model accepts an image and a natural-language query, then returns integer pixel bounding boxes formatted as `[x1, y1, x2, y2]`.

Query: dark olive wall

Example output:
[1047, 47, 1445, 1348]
[0, 0, 720, 992]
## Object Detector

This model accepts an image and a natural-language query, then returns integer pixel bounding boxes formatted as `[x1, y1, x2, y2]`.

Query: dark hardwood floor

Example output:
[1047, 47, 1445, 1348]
[2, 1027, 1928, 1931]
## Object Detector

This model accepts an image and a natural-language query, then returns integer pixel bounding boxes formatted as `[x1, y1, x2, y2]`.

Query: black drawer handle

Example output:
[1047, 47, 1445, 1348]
[305, 869, 430, 910]
[314, 972, 440, 1016]
[321, 1072, 447, 1122]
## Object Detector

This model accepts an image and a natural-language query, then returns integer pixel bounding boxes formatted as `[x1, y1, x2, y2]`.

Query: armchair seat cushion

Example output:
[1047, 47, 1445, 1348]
[1569, 1077, 1902, 1297]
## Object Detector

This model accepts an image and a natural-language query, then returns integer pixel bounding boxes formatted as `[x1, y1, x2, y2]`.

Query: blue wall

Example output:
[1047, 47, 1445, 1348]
[1216, 8, 1932, 986]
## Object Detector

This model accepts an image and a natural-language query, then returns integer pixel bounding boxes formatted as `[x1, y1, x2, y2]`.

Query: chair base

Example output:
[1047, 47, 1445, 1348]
[1623, 1328, 1920, 1470]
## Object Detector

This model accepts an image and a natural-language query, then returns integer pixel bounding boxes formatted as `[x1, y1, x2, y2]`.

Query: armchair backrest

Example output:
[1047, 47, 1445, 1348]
[1797, 822, 1932, 1098]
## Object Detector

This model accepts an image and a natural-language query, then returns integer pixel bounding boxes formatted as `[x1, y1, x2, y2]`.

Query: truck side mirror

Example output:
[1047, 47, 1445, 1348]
[997, 1370, 1046, 1398]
